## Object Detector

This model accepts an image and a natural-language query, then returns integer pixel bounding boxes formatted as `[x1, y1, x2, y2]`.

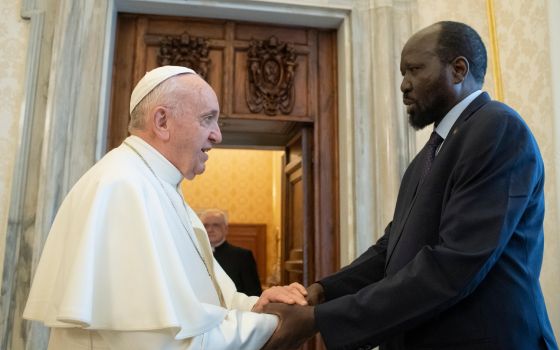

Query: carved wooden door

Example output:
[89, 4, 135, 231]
[282, 128, 314, 285]
[281, 126, 318, 350]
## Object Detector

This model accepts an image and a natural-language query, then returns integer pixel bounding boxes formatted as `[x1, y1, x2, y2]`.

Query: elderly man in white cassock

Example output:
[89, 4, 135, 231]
[24, 66, 308, 349]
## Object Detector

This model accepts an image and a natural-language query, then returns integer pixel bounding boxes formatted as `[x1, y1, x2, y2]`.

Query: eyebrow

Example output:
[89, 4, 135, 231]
[201, 109, 219, 116]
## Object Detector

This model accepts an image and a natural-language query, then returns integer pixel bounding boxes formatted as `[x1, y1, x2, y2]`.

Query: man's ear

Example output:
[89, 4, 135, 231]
[451, 56, 469, 84]
[152, 106, 170, 141]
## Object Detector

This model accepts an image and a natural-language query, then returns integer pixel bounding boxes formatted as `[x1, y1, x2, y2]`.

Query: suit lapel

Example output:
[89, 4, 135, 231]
[384, 155, 424, 268]
[384, 92, 492, 270]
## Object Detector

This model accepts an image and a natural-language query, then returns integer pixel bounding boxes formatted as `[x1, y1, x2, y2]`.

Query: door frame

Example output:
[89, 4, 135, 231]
[102, 0, 357, 267]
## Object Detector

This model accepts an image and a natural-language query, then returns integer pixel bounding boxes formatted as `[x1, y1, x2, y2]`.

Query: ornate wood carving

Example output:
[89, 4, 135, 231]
[246, 36, 297, 116]
[157, 32, 211, 80]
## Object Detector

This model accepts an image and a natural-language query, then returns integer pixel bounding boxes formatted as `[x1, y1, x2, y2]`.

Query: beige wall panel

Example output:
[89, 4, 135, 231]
[494, 0, 559, 336]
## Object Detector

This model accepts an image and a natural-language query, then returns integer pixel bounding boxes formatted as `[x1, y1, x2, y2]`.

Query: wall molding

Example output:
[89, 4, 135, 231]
[486, 0, 504, 101]
[0, 8, 47, 349]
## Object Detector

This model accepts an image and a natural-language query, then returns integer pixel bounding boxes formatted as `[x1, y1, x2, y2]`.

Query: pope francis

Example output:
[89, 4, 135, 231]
[23, 66, 307, 349]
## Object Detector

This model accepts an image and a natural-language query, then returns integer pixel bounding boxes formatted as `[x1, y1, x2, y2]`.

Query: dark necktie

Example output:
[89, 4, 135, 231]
[419, 131, 444, 184]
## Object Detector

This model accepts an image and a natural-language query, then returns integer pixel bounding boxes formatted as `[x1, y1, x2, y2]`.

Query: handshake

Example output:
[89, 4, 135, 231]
[251, 282, 325, 350]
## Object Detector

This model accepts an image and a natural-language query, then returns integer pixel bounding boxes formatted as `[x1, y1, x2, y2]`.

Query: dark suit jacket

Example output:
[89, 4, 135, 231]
[214, 241, 262, 296]
[315, 93, 558, 350]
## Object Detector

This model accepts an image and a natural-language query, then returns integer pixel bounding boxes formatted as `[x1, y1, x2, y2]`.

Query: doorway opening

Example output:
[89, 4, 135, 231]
[182, 147, 284, 289]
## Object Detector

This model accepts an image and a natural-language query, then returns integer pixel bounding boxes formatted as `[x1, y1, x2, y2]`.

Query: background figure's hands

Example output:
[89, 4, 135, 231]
[261, 303, 316, 350]
[252, 282, 308, 313]
[305, 283, 325, 306]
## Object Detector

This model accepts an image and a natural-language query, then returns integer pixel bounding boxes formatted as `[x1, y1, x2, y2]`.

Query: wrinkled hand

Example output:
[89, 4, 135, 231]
[261, 303, 316, 350]
[252, 283, 308, 313]
[305, 283, 325, 306]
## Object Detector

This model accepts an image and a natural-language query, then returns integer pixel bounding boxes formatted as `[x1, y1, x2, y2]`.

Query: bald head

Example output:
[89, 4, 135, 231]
[407, 21, 487, 86]
[200, 209, 229, 247]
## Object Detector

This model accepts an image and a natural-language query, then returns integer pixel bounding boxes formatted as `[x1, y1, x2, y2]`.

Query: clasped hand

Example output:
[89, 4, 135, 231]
[252, 282, 308, 312]
[252, 283, 325, 350]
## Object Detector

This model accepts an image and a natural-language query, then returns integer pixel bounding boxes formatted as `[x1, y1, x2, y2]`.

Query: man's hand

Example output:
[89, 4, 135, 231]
[261, 303, 317, 350]
[252, 282, 308, 313]
[305, 283, 325, 306]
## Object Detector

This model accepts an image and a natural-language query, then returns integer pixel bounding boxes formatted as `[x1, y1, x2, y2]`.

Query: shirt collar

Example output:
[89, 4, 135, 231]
[435, 90, 482, 139]
[125, 135, 183, 186]
[212, 238, 226, 252]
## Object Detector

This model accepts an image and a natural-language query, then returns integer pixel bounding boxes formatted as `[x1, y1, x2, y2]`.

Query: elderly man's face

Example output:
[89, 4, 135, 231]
[202, 212, 227, 247]
[167, 75, 222, 179]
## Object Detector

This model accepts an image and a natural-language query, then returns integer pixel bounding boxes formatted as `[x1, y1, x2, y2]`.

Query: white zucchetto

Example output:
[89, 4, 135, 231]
[129, 65, 196, 114]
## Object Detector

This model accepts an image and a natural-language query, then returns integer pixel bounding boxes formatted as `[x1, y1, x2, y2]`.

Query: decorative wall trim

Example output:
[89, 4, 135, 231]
[0, 9, 46, 350]
[95, 1, 117, 160]
[157, 32, 211, 80]
[20, 0, 36, 19]
[246, 36, 297, 116]
[486, 0, 504, 101]
[547, 0, 560, 334]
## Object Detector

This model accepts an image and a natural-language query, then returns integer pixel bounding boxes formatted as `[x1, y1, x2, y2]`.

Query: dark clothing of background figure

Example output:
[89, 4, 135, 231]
[314, 93, 558, 350]
[214, 241, 262, 296]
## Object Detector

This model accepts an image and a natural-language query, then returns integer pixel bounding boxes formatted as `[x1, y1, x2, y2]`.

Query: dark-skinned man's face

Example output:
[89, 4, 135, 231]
[400, 27, 457, 129]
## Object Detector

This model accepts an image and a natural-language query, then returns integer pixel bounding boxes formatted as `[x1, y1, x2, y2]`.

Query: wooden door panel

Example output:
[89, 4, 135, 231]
[234, 23, 308, 43]
[133, 19, 227, 108]
[230, 23, 315, 122]
[282, 128, 313, 286]
[285, 165, 305, 282]
[227, 223, 266, 285]
[231, 49, 312, 119]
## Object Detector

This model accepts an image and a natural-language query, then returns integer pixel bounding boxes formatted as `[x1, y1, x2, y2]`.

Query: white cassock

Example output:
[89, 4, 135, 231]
[23, 135, 278, 349]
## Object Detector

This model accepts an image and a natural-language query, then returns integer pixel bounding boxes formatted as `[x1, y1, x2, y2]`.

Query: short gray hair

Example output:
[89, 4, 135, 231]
[199, 209, 229, 226]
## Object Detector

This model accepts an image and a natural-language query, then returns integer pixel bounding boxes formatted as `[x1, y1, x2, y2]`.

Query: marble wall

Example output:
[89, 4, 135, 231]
[0, 0, 29, 279]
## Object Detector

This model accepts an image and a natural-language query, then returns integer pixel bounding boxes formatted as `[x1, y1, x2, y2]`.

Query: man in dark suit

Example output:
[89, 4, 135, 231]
[201, 209, 262, 296]
[262, 21, 558, 350]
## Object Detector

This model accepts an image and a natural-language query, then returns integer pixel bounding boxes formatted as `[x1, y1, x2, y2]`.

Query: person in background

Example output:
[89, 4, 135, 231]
[200, 209, 263, 296]
[262, 21, 559, 350]
[24, 65, 307, 349]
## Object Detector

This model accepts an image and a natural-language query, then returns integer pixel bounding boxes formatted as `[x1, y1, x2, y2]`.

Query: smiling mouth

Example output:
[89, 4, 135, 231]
[201, 147, 211, 153]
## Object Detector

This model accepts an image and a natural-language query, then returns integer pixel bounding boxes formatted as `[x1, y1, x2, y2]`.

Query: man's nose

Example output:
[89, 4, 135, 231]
[210, 122, 222, 144]
[400, 76, 411, 93]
